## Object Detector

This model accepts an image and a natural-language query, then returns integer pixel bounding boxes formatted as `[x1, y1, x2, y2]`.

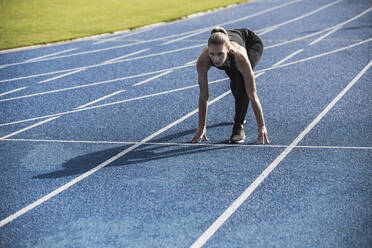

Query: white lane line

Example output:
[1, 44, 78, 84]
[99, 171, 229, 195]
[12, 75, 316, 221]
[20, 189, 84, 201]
[0, 89, 126, 139]
[309, 26, 341, 46]
[132, 59, 195, 87]
[272, 49, 304, 67]
[100, 48, 150, 64]
[1, 36, 370, 126]
[0, 43, 151, 69]
[0, 44, 204, 84]
[93, 30, 133, 45]
[257, 38, 372, 72]
[266, 7, 372, 49]
[266, 30, 350, 50]
[75, 90, 126, 109]
[25, 48, 77, 62]
[0, 89, 232, 228]
[255, 49, 303, 79]
[93, 28, 154, 45]
[259, 38, 372, 73]
[0, 117, 60, 140]
[186, 59, 198, 65]
[0, 87, 28, 97]
[0, 29, 197, 69]
[0, 69, 76, 84]
[0, 76, 143, 102]
[162, 29, 212, 46]
[132, 70, 173, 87]
[33, 33, 191, 62]
[254, 72, 265, 78]
[3, 138, 372, 150]
[190, 60, 372, 248]
[113, 44, 204, 64]
[0, 137, 286, 148]
[0, 64, 196, 103]
[40, 41, 156, 61]
[0, 78, 228, 127]
[37, 69, 85, 85]
[93, 36, 127, 45]
[265, 29, 327, 49]
[36, 49, 150, 85]
[0, 48, 77, 69]
[2, 138, 136, 145]
[296, 145, 372, 150]
[257, 0, 343, 35]
[309, 7, 372, 46]
[162, 0, 302, 45]
[264, 38, 369, 76]
[92, 25, 197, 46]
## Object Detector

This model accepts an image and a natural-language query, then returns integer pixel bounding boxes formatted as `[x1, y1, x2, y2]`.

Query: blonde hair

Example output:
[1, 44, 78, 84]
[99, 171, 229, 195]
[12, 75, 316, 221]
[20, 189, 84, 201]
[208, 27, 229, 46]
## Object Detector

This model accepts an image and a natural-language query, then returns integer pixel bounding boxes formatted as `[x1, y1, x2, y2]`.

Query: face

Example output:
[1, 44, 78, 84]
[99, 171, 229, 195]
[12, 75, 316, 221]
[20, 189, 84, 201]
[208, 44, 229, 67]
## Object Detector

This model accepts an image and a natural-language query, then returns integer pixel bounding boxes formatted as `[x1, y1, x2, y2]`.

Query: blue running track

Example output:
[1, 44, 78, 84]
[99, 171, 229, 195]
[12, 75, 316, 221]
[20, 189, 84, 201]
[0, 0, 371, 247]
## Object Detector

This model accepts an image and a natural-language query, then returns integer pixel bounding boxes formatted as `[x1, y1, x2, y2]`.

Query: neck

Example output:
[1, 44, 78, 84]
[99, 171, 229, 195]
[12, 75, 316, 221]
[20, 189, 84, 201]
[222, 53, 231, 67]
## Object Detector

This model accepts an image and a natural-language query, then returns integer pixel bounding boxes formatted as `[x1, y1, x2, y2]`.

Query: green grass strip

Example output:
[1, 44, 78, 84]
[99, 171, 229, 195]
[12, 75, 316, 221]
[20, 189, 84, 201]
[0, 0, 249, 50]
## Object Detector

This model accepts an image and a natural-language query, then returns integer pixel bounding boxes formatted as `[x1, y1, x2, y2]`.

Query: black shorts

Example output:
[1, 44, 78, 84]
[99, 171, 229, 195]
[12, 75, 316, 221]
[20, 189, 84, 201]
[241, 28, 264, 69]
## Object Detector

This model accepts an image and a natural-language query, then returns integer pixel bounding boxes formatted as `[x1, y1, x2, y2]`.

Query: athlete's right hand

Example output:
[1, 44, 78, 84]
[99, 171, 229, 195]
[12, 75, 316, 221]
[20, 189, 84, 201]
[191, 127, 209, 143]
[257, 126, 270, 144]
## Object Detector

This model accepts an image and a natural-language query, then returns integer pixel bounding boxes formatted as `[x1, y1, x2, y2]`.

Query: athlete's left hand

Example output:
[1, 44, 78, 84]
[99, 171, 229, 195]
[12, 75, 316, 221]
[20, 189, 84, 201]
[191, 127, 208, 143]
[257, 126, 269, 144]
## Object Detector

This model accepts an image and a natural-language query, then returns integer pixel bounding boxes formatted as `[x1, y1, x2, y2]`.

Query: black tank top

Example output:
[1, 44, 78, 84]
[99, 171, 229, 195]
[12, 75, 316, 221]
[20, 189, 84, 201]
[213, 28, 256, 83]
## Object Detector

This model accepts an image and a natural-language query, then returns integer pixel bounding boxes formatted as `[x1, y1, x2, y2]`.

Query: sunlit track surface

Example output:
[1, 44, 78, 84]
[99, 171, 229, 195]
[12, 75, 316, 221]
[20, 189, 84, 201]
[0, 0, 371, 247]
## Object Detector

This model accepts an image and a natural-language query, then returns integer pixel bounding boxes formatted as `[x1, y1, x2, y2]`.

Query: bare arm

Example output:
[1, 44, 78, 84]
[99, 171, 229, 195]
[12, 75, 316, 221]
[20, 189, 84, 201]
[234, 48, 269, 144]
[197, 56, 210, 129]
[191, 47, 211, 143]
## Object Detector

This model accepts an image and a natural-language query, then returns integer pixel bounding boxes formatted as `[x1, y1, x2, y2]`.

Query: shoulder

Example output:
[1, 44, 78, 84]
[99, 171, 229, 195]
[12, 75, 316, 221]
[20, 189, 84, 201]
[230, 42, 252, 71]
[196, 46, 211, 72]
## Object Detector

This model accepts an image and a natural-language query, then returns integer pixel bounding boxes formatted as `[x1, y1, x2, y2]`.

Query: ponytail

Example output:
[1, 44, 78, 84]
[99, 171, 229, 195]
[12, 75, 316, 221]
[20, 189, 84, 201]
[208, 26, 229, 46]
[210, 27, 228, 36]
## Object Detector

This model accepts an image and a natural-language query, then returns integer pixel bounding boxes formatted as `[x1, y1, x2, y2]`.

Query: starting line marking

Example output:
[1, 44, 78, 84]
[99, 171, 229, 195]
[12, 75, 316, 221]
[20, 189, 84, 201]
[2, 138, 372, 150]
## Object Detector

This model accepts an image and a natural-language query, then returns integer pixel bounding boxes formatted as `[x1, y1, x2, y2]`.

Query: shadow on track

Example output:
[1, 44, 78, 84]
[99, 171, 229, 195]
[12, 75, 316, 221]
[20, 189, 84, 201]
[33, 122, 240, 179]
[151, 122, 233, 143]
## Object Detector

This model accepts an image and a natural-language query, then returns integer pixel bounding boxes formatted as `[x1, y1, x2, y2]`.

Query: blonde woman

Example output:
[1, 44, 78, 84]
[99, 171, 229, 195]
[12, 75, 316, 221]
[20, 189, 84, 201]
[191, 27, 269, 144]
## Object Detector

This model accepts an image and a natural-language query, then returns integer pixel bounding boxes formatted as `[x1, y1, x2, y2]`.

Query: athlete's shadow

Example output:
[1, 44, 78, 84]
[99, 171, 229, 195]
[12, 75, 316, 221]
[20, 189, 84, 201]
[151, 122, 233, 143]
[33, 122, 234, 179]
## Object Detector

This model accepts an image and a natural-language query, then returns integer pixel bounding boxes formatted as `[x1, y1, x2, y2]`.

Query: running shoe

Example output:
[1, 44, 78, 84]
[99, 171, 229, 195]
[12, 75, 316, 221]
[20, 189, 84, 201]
[230, 123, 245, 143]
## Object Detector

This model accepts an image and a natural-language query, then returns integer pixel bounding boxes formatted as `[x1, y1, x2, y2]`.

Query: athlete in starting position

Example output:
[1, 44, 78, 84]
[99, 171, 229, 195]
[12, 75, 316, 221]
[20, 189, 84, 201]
[191, 27, 269, 144]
